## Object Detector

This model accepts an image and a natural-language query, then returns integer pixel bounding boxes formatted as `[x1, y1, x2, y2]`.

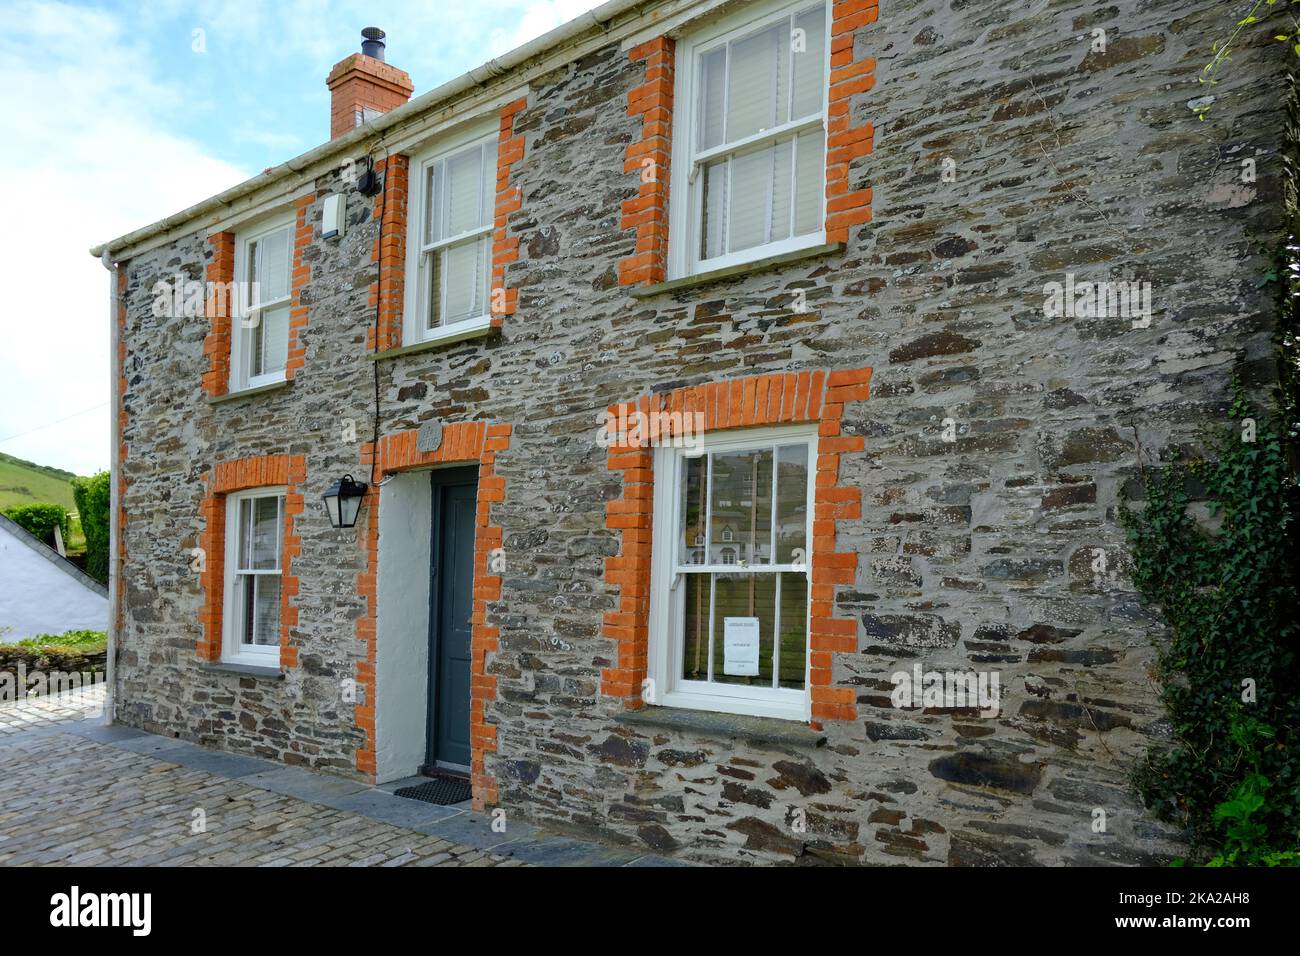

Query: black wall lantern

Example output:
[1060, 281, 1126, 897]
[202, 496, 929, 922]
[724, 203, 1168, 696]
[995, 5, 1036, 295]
[322, 475, 368, 528]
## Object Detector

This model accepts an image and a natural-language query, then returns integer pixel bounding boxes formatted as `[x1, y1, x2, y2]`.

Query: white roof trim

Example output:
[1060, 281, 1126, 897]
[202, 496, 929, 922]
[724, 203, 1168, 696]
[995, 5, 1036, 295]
[90, 0, 719, 262]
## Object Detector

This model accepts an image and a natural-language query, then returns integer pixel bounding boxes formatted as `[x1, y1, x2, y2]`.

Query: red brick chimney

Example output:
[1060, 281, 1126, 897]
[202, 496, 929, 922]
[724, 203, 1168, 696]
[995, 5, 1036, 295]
[326, 28, 414, 140]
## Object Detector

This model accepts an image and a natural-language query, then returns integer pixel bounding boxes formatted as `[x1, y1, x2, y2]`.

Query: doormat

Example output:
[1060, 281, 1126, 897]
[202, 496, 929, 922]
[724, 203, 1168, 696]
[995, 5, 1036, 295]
[393, 776, 472, 806]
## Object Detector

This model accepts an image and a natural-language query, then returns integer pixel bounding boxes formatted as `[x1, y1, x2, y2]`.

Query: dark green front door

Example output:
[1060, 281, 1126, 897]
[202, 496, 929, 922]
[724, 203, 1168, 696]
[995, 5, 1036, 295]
[427, 469, 477, 772]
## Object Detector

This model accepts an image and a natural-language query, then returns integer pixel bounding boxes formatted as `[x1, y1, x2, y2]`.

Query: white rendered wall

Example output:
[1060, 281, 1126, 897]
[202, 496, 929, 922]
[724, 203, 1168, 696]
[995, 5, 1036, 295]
[0, 527, 108, 641]
[374, 471, 431, 783]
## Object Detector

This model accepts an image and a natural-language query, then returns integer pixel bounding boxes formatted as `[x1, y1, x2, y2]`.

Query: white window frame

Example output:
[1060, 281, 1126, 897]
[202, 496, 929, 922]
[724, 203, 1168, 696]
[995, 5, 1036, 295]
[647, 424, 817, 722]
[221, 487, 286, 667]
[668, 0, 831, 280]
[403, 120, 498, 347]
[231, 213, 294, 392]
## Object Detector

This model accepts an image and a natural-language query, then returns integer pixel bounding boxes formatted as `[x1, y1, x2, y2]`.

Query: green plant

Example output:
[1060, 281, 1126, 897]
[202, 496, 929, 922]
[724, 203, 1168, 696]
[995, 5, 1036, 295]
[1194, 0, 1300, 119]
[14, 629, 107, 651]
[1120, 381, 1300, 864]
[2, 501, 70, 548]
[1204, 715, 1300, 865]
[71, 471, 110, 584]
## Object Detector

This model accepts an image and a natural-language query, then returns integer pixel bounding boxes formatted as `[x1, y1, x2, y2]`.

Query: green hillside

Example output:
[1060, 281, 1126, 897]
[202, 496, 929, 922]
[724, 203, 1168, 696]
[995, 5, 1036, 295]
[0, 452, 80, 511]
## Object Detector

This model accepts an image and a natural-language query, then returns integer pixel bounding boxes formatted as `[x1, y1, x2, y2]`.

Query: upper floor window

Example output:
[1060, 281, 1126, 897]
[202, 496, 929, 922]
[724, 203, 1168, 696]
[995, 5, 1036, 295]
[670, 0, 829, 278]
[405, 124, 497, 345]
[232, 215, 293, 391]
[223, 488, 285, 666]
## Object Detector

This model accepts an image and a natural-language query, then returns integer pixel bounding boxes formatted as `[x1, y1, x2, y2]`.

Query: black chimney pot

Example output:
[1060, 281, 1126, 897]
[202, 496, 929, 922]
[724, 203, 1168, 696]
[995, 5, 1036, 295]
[361, 27, 386, 61]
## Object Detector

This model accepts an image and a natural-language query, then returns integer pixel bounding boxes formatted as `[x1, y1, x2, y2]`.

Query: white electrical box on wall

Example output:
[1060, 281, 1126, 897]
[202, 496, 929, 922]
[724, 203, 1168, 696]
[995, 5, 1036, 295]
[322, 193, 345, 240]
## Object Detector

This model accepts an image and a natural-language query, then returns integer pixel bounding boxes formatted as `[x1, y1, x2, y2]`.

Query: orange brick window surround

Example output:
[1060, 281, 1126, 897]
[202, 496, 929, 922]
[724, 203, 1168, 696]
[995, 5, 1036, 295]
[203, 197, 316, 395]
[368, 153, 409, 353]
[201, 231, 235, 397]
[619, 36, 675, 286]
[491, 97, 528, 327]
[826, 0, 877, 243]
[618, 2, 878, 283]
[355, 421, 512, 809]
[368, 98, 528, 351]
[601, 368, 871, 724]
[286, 192, 316, 379]
[197, 454, 307, 667]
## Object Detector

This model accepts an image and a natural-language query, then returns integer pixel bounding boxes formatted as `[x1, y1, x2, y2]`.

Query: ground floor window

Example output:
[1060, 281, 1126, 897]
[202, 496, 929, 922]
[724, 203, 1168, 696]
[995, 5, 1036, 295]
[648, 425, 815, 721]
[222, 487, 285, 666]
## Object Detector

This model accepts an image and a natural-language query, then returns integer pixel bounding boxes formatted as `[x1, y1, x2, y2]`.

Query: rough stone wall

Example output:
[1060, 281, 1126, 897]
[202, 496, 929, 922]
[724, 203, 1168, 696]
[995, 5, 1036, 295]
[113, 0, 1289, 864]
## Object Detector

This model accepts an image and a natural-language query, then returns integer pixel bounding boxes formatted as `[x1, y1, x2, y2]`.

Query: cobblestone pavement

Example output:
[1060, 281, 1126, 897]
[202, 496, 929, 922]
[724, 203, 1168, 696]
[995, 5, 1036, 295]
[0, 688, 678, 867]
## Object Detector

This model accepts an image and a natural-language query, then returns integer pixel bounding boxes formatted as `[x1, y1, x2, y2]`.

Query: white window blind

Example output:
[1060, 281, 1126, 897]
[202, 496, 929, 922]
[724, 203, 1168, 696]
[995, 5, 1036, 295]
[235, 219, 292, 389]
[225, 491, 284, 662]
[687, 1, 828, 271]
[415, 137, 494, 333]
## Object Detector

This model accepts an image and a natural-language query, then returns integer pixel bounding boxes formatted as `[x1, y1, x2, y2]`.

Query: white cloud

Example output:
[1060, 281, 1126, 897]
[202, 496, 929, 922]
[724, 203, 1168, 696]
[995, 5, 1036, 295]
[0, 0, 607, 478]
[0, 0, 248, 476]
[487, 0, 608, 56]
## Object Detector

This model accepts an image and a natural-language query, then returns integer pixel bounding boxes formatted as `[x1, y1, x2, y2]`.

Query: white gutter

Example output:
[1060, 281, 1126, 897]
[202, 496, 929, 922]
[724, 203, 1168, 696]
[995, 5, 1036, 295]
[101, 250, 118, 726]
[88, 0, 691, 261]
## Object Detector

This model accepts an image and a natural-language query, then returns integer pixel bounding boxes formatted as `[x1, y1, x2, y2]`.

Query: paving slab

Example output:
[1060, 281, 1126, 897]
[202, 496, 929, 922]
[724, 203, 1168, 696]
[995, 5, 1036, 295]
[496, 835, 641, 867]
[240, 765, 371, 801]
[110, 733, 194, 755]
[157, 746, 283, 779]
[323, 789, 467, 828]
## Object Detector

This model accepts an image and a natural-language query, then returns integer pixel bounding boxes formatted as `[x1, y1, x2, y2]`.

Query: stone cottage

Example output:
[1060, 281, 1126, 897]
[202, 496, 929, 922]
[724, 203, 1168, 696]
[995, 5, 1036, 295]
[90, 0, 1289, 864]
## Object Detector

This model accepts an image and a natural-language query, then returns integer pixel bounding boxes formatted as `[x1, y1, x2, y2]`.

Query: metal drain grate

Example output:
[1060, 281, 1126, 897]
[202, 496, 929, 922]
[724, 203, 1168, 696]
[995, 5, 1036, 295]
[393, 776, 472, 806]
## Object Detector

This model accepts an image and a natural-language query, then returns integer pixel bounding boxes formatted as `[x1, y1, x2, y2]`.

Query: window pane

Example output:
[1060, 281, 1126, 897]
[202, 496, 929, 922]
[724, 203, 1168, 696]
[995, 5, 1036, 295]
[252, 575, 281, 646]
[423, 249, 441, 329]
[439, 237, 486, 326]
[423, 161, 441, 244]
[775, 443, 809, 563]
[710, 572, 776, 686]
[257, 304, 290, 377]
[700, 159, 728, 260]
[257, 225, 291, 302]
[793, 128, 825, 236]
[678, 455, 706, 566]
[777, 572, 807, 689]
[728, 147, 775, 253]
[237, 498, 251, 568]
[237, 574, 254, 646]
[249, 495, 280, 570]
[246, 239, 259, 307]
[726, 22, 785, 142]
[790, 5, 826, 120]
[682, 573, 711, 682]
[770, 138, 794, 242]
[250, 316, 264, 377]
[481, 142, 495, 226]
[710, 447, 772, 566]
[444, 144, 485, 236]
[697, 46, 726, 151]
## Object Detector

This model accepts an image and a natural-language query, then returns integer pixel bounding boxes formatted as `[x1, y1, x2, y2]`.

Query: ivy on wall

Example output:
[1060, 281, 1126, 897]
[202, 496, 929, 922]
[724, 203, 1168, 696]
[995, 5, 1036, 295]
[1120, 383, 1299, 865]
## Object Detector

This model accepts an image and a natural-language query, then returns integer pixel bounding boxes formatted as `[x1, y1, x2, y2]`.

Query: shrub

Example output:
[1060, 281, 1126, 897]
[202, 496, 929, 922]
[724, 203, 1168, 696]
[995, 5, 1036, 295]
[71, 471, 110, 584]
[2, 502, 70, 549]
